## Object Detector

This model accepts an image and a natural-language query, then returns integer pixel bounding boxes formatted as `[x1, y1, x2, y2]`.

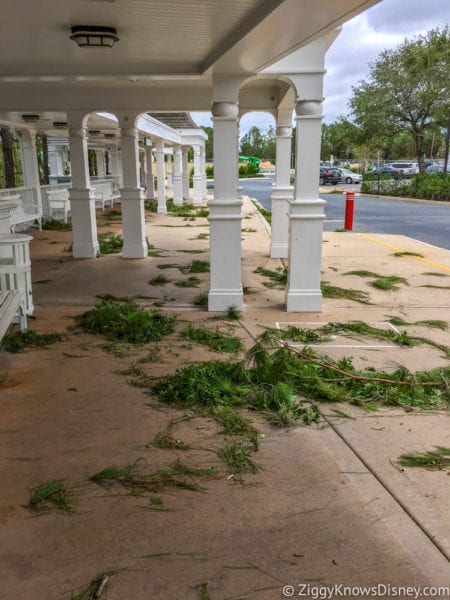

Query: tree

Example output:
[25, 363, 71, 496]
[201, 126, 214, 160]
[0, 127, 16, 188]
[240, 126, 264, 157]
[321, 117, 358, 162]
[350, 27, 450, 173]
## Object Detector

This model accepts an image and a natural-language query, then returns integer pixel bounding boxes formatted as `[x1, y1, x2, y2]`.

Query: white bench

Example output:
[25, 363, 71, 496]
[8, 191, 42, 232]
[44, 188, 71, 223]
[92, 181, 121, 210]
[0, 289, 26, 341]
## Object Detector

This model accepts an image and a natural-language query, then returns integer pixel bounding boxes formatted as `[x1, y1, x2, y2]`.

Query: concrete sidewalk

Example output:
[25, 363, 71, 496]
[0, 197, 449, 598]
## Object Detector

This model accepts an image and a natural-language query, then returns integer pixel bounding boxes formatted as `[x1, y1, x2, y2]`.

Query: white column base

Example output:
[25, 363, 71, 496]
[208, 289, 243, 311]
[270, 185, 293, 259]
[69, 188, 99, 258]
[193, 175, 203, 205]
[286, 198, 325, 313]
[208, 199, 243, 312]
[173, 174, 183, 206]
[120, 188, 148, 259]
[286, 290, 322, 312]
[145, 175, 155, 200]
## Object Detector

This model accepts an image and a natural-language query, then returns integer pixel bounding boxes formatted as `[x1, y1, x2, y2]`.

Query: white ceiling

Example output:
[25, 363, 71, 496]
[0, 0, 281, 77]
[0, 0, 381, 120]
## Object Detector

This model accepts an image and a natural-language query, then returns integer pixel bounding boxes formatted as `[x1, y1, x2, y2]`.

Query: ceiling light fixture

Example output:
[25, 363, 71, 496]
[22, 114, 39, 123]
[53, 121, 68, 129]
[70, 25, 119, 48]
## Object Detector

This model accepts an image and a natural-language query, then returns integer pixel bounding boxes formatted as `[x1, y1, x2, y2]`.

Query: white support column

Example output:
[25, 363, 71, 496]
[108, 146, 121, 186]
[68, 118, 99, 258]
[155, 140, 167, 213]
[208, 101, 243, 311]
[182, 147, 189, 201]
[166, 153, 173, 189]
[119, 124, 148, 258]
[173, 145, 183, 206]
[95, 149, 106, 178]
[270, 122, 294, 258]
[144, 144, 155, 199]
[286, 100, 325, 312]
[20, 129, 43, 229]
[192, 145, 203, 205]
[48, 145, 65, 177]
[201, 146, 208, 200]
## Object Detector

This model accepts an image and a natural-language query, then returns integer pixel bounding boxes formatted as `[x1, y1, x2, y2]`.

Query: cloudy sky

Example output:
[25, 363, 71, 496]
[193, 0, 450, 136]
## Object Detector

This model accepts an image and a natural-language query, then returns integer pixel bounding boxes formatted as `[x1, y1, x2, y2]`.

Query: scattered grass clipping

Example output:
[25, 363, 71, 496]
[42, 219, 72, 231]
[98, 232, 123, 254]
[27, 480, 73, 513]
[398, 447, 450, 470]
[90, 459, 215, 494]
[345, 270, 408, 292]
[393, 251, 424, 258]
[75, 298, 175, 344]
[149, 274, 170, 286]
[151, 423, 190, 450]
[2, 330, 65, 353]
[218, 440, 260, 474]
[181, 324, 243, 353]
[71, 569, 118, 600]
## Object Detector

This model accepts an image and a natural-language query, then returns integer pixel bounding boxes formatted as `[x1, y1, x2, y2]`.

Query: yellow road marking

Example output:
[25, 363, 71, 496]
[357, 233, 450, 273]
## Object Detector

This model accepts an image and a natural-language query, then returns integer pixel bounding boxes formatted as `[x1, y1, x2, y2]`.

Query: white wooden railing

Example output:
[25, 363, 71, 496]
[0, 187, 42, 231]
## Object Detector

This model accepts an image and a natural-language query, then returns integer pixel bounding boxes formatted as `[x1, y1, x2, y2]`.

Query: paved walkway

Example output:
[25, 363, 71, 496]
[0, 197, 449, 599]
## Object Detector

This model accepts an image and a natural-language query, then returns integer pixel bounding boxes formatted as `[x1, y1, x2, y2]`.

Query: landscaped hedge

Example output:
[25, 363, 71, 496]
[361, 173, 450, 201]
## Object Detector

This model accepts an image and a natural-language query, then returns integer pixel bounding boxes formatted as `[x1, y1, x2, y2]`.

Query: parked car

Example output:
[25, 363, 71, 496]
[390, 162, 419, 175]
[426, 164, 445, 173]
[319, 167, 340, 185]
[336, 168, 362, 184]
[368, 166, 401, 179]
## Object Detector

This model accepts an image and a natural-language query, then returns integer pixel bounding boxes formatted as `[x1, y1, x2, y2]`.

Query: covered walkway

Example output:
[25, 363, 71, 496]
[1, 197, 449, 597]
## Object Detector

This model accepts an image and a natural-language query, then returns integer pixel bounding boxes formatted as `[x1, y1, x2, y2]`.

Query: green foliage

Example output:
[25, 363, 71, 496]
[351, 27, 450, 171]
[180, 260, 210, 273]
[153, 332, 450, 419]
[175, 276, 201, 287]
[254, 266, 287, 288]
[321, 118, 358, 161]
[238, 163, 263, 177]
[90, 459, 215, 493]
[117, 362, 152, 387]
[2, 330, 64, 353]
[398, 447, 450, 470]
[218, 440, 260, 474]
[181, 324, 243, 353]
[252, 201, 272, 224]
[98, 232, 123, 254]
[75, 298, 175, 344]
[42, 219, 72, 231]
[345, 270, 408, 291]
[388, 316, 448, 331]
[321, 282, 371, 304]
[193, 291, 208, 306]
[149, 274, 170, 286]
[27, 480, 73, 513]
[145, 199, 158, 212]
[362, 173, 450, 201]
[152, 423, 190, 450]
[239, 125, 275, 161]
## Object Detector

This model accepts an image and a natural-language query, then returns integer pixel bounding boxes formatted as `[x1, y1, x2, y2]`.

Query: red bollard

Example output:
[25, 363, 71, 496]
[344, 190, 355, 230]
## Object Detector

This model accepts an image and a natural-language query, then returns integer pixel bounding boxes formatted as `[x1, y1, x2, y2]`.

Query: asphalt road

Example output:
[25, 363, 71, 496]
[238, 175, 450, 251]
